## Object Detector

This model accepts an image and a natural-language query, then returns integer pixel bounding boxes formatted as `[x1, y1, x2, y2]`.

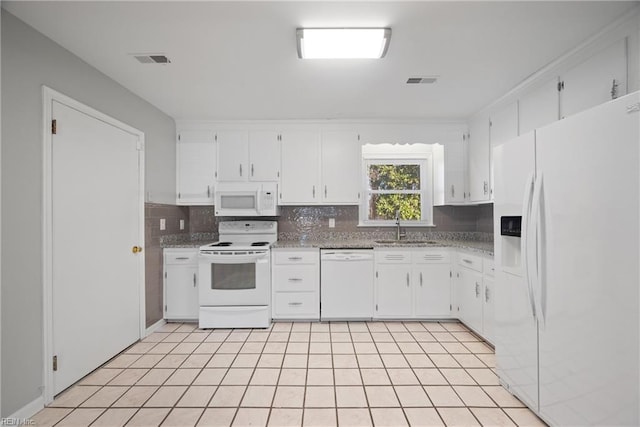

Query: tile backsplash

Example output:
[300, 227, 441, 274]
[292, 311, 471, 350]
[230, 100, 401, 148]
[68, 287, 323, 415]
[145, 202, 493, 327]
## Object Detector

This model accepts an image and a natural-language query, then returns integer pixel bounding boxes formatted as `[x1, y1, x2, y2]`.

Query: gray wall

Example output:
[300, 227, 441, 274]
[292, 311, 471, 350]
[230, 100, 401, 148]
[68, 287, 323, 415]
[1, 11, 176, 416]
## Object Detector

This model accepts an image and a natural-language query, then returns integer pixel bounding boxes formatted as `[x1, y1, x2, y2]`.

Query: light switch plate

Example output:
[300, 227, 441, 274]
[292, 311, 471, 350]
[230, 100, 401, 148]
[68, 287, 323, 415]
[328, 218, 335, 228]
[160, 218, 166, 230]
[179, 219, 185, 230]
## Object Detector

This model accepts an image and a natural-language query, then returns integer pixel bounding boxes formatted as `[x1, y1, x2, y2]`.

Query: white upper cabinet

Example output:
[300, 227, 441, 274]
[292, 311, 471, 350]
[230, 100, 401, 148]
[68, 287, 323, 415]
[519, 78, 560, 135]
[490, 102, 519, 147]
[321, 131, 361, 204]
[216, 130, 249, 182]
[248, 131, 281, 181]
[444, 134, 466, 204]
[176, 130, 216, 205]
[216, 130, 280, 182]
[489, 102, 519, 199]
[280, 130, 321, 204]
[280, 130, 361, 205]
[467, 113, 491, 203]
[560, 38, 627, 119]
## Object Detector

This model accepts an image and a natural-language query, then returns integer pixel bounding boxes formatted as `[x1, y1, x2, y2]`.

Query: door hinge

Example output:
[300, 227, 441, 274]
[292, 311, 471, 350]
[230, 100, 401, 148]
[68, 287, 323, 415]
[164, 272, 167, 279]
[557, 81, 565, 92]
[164, 304, 167, 312]
[53, 355, 58, 371]
[51, 119, 57, 135]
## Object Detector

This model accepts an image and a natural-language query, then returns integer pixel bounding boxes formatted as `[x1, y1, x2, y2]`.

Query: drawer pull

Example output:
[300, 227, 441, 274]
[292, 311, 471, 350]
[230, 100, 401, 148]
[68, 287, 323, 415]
[462, 259, 473, 264]
[288, 278, 303, 282]
[288, 257, 303, 261]
[175, 257, 190, 260]
[288, 302, 303, 306]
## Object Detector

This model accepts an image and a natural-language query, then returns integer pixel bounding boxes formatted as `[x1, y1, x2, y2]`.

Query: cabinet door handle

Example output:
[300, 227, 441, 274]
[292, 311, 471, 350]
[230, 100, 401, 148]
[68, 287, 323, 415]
[288, 302, 302, 306]
[288, 256, 303, 261]
[485, 286, 490, 302]
[451, 185, 455, 198]
[484, 181, 488, 195]
[207, 185, 211, 198]
[251, 164, 254, 177]
[324, 185, 327, 198]
[193, 273, 197, 287]
[462, 259, 472, 264]
[239, 164, 243, 177]
[312, 185, 316, 198]
[419, 272, 423, 287]
[406, 273, 410, 287]
[288, 278, 303, 282]
[475, 282, 480, 297]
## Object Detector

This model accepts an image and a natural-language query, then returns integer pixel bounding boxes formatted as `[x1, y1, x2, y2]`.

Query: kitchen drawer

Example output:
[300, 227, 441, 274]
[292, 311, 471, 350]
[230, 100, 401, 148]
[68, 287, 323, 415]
[375, 250, 412, 264]
[458, 253, 483, 272]
[413, 250, 451, 264]
[273, 249, 319, 265]
[483, 258, 495, 277]
[273, 291, 319, 319]
[272, 265, 318, 292]
[164, 249, 199, 265]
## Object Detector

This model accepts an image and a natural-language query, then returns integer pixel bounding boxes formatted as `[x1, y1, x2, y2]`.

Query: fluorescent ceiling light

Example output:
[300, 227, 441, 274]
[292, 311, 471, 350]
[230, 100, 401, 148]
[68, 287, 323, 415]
[297, 28, 391, 59]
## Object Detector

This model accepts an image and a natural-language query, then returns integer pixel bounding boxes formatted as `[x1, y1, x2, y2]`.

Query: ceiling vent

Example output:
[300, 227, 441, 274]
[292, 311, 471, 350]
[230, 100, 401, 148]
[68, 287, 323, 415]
[132, 54, 171, 64]
[406, 77, 438, 84]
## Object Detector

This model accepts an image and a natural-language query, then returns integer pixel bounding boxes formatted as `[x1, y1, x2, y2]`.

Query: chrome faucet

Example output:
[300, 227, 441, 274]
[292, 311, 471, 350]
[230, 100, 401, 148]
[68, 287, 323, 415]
[395, 210, 406, 241]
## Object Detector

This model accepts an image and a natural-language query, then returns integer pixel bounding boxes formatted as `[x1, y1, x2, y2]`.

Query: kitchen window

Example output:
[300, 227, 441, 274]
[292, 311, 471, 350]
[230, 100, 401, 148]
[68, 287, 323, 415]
[359, 146, 434, 226]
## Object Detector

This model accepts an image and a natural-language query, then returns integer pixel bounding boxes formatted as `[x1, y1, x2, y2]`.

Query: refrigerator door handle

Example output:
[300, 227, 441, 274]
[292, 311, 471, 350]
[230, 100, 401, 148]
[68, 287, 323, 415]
[530, 172, 546, 328]
[521, 172, 537, 321]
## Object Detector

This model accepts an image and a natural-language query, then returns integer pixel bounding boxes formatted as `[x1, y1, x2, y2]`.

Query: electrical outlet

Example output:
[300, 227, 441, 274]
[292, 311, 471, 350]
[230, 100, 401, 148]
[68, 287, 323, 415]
[160, 218, 166, 230]
[179, 219, 185, 230]
[328, 218, 335, 228]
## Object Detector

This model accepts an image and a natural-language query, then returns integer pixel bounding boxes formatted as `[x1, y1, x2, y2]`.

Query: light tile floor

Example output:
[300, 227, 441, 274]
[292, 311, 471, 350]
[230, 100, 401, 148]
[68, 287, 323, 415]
[32, 321, 547, 426]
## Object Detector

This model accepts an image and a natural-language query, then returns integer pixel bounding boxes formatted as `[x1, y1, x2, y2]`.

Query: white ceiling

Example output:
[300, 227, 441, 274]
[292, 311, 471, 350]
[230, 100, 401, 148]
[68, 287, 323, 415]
[3, 1, 636, 121]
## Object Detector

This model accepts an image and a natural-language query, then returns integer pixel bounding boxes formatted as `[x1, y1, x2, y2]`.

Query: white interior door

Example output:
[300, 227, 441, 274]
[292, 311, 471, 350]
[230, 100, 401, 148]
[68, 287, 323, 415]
[52, 100, 142, 394]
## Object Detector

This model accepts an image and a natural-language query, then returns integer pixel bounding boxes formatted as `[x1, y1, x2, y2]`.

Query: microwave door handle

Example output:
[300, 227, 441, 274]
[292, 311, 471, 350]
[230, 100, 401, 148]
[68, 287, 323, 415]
[256, 190, 262, 215]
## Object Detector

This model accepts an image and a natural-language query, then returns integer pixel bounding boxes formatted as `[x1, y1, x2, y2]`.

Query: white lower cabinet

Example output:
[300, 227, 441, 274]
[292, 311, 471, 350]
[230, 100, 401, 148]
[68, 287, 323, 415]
[453, 252, 495, 344]
[374, 249, 452, 319]
[271, 248, 319, 320]
[375, 252, 413, 318]
[163, 248, 199, 320]
[413, 251, 453, 318]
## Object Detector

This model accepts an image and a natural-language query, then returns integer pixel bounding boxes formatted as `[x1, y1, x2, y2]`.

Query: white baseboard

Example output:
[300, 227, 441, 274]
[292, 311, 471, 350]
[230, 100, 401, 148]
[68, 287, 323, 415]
[9, 395, 44, 421]
[145, 319, 166, 336]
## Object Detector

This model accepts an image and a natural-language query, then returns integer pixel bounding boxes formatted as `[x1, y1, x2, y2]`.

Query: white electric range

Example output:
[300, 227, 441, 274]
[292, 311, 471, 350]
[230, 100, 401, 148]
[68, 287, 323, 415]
[198, 221, 277, 329]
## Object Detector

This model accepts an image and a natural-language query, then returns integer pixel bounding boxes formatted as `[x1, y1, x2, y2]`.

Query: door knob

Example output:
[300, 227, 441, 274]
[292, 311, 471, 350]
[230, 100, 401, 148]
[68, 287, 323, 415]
[132, 246, 143, 254]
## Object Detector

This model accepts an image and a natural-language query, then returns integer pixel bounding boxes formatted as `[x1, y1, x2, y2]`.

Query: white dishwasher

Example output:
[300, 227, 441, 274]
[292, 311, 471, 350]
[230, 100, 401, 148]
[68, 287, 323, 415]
[320, 249, 374, 320]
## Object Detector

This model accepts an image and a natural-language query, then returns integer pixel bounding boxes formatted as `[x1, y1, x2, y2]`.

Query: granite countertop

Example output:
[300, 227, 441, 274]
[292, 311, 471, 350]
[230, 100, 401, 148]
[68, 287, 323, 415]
[273, 239, 494, 256]
[161, 233, 494, 256]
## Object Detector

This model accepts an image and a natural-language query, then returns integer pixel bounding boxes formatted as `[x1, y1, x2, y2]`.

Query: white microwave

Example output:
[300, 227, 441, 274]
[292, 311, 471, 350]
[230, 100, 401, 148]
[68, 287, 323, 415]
[214, 182, 280, 217]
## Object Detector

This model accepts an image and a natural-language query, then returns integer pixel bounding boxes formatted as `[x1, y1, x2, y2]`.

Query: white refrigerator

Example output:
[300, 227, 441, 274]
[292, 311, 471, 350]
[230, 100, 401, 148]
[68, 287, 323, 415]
[493, 91, 639, 426]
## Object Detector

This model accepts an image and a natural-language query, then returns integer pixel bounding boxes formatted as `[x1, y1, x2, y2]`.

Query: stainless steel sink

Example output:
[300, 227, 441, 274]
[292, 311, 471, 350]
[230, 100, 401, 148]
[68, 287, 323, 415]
[374, 240, 439, 245]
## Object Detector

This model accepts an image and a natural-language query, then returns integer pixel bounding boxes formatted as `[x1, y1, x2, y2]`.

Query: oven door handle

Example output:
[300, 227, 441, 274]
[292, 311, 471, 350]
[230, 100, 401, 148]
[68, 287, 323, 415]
[199, 253, 269, 264]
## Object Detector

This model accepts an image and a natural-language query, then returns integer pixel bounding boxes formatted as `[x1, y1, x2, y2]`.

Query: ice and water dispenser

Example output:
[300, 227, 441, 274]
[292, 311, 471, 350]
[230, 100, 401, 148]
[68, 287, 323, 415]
[500, 216, 522, 274]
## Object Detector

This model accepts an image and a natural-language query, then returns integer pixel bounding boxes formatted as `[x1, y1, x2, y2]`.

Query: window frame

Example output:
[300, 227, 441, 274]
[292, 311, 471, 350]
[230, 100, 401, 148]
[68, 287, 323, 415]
[359, 153, 434, 227]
